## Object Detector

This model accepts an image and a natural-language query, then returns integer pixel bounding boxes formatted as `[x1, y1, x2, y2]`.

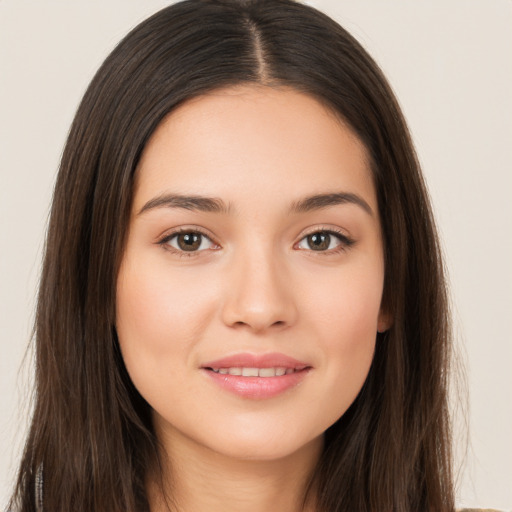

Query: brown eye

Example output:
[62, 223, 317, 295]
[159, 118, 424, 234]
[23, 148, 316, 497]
[296, 230, 353, 253]
[306, 232, 331, 251]
[176, 232, 202, 251]
[162, 231, 216, 253]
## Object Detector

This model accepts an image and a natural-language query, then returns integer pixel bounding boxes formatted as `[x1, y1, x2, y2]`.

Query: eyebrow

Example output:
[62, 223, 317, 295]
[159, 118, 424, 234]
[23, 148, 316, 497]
[138, 194, 230, 215]
[290, 192, 373, 216]
[138, 191, 373, 216]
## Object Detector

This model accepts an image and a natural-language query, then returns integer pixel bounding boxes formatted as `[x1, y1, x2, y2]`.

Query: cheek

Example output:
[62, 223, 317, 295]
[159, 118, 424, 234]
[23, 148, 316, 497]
[116, 268, 172, 359]
[306, 257, 384, 345]
[303, 263, 383, 418]
[324, 297, 378, 381]
[115, 259, 216, 391]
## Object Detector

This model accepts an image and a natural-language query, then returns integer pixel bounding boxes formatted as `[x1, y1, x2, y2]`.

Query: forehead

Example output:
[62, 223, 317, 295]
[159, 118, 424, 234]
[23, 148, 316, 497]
[134, 85, 376, 214]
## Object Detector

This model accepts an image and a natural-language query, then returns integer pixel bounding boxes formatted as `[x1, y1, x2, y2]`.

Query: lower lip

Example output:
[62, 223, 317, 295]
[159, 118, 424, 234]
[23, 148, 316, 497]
[203, 369, 310, 399]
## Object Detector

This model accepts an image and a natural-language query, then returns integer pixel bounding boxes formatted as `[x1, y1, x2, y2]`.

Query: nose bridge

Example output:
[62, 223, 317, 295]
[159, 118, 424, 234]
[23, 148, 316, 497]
[221, 240, 297, 332]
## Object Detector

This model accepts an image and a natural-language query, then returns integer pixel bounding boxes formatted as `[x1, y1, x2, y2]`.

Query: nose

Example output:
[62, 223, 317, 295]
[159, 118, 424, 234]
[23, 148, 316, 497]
[220, 246, 298, 333]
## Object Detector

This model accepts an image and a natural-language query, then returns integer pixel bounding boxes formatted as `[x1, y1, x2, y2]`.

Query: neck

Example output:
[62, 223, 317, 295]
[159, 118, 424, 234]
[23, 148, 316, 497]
[147, 429, 322, 512]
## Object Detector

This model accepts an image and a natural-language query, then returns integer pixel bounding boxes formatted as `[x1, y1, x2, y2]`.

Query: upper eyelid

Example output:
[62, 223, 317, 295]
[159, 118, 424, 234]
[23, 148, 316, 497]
[158, 226, 217, 243]
[298, 225, 352, 241]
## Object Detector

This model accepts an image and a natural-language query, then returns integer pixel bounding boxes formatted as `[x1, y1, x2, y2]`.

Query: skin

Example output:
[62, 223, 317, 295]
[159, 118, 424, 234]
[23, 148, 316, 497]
[116, 85, 390, 512]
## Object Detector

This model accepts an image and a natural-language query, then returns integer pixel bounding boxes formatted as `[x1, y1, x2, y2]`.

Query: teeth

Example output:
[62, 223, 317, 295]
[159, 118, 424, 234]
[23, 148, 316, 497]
[211, 367, 297, 377]
[242, 367, 259, 377]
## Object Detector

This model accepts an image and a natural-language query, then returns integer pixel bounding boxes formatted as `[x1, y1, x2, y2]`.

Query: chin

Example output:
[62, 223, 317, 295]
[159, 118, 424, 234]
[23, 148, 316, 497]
[195, 421, 324, 463]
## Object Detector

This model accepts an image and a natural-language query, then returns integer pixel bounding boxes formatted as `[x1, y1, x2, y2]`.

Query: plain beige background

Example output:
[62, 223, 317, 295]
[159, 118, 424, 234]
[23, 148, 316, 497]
[1, 1, 511, 509]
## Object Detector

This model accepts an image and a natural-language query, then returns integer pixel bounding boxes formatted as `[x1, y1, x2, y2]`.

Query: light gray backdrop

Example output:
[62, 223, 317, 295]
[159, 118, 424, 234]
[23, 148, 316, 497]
[1, 1, 511, 509]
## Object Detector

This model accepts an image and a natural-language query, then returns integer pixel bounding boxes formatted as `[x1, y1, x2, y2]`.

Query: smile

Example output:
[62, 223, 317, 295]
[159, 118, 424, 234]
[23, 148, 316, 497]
[202, 353, 311, 399]
[209, 367, 299, 377]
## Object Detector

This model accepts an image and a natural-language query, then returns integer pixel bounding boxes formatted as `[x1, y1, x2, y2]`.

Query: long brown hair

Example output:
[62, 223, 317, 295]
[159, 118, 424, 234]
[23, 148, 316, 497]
[9, 1, 454, 511]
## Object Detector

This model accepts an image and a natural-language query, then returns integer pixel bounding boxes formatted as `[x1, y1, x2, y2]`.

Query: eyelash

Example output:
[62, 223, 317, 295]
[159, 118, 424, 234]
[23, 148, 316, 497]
[157, 227, 219, 258]
[157, 227, 355, 257]
[295, 227, 355, 254]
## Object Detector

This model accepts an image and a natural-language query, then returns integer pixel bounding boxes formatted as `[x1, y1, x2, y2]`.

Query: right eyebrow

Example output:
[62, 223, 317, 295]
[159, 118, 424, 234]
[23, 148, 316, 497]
[138, 193, 231, 216]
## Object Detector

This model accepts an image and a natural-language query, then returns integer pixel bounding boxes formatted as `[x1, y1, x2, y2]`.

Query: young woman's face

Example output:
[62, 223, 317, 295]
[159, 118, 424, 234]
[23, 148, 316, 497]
[116, 85, 389, 462]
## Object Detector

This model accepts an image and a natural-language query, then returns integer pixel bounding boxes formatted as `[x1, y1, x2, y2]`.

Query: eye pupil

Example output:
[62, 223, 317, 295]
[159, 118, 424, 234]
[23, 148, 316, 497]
[178, 233, 201, 251]
[308, 232, 330, 251]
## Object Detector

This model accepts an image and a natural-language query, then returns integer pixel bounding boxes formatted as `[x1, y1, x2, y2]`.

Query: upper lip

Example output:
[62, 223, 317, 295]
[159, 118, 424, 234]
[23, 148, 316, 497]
[201, 352, 310, 370]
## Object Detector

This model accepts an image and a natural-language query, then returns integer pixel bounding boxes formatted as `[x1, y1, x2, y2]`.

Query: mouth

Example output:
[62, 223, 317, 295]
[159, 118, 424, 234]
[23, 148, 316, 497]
[201, 353, 311, 399]
[206, 366, 307, 377]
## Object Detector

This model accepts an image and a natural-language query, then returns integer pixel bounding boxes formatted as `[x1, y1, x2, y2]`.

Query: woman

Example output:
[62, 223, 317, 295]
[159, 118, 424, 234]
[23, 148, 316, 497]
[8, 1, 456, 511]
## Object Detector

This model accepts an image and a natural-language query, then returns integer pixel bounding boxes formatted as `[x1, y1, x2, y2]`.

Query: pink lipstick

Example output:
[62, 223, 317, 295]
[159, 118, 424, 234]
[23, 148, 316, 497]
[201, 352, 311, 399]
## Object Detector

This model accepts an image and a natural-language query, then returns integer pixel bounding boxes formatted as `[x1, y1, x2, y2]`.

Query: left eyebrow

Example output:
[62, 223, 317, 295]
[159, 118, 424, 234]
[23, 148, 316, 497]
[290, 192, 374, 216]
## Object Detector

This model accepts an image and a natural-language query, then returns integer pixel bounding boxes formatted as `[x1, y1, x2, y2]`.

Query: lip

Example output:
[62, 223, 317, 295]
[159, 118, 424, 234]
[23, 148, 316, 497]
[201, 352, 311, 399]
[202, 352, 309, 370]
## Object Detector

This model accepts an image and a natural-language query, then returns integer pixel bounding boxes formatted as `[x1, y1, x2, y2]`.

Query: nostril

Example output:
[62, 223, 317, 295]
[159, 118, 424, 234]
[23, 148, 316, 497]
[229, 319, 287, 331]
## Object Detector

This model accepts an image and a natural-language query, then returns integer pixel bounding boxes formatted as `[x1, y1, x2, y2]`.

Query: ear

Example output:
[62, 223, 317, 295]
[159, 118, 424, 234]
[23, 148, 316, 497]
[377, 308, 393, 333]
